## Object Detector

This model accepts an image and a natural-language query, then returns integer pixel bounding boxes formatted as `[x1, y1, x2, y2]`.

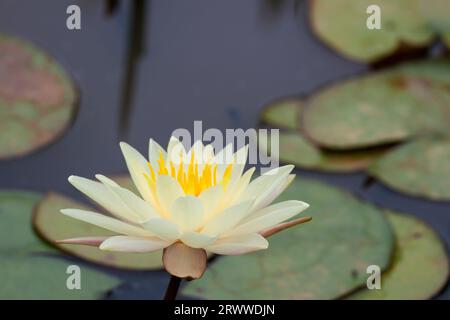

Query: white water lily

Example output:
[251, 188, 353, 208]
[60, 136, 309, 256]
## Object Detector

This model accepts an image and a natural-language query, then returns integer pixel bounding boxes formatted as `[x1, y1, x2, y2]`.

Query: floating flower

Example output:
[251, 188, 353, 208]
[59, 136, 310, 279]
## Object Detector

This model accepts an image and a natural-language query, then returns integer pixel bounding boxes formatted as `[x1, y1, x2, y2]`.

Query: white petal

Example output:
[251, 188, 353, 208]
[149, 138, 167, 169]
[156, 175, 185, 216]
[198, 185, 223, 220]
[241, 165, 293, 210]
[119, 142, 153, 203]
[98, 176, 160, 222]
[202, 200, 254, 236]
[180, 231, 217, 248]
[60, 209, 153, 237]
[224, 200, 309, 237]
[68, 175, 140, 222]
[100, 236, 171, 253]
[224, 167, 255, 206]
[253, 174, 295, 210]
[206, 233, 268, 255]
[171, 196, 204, 231]
[141, 217, 181, 241]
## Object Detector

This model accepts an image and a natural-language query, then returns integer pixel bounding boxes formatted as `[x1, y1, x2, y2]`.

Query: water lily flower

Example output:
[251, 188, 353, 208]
[59, 137, 310, 278]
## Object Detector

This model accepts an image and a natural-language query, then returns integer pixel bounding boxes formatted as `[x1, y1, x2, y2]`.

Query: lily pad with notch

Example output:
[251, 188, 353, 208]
[348, 211, 449, 300]
[183, 177, 394, 299]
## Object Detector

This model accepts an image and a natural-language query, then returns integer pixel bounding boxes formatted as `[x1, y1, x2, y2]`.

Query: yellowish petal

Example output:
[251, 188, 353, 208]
[224, 200, 309, 237]
[180, 231, 217, 248]
[156, 175, 185, 216]
[206, 233, 268, 255]
[100, 236, 171, 252]
[60, 209, 153, 237]
[141, 217, 181, 241]
[120, 142, 153, 203]
[170, 196, 204, 232]
[202, 200, 254, 236]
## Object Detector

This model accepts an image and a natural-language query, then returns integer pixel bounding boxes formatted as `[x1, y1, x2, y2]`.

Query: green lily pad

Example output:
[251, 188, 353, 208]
[0, 34, 77, 160]
[183, 177, 394, 299]
[368, 138, 450, 200]
[260, 98, 302, 129]
[0, 191, 119, 299]
[310, 0, 434, 63]
[302, 61, 450, 150]
[0, 255, 120, 299]
[260, 131, 387, 172]
[348, 211, 449, 300]
[33, 192, 167, 270]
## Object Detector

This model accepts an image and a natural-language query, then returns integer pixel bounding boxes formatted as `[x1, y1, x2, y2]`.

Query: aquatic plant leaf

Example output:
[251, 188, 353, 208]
[348, 211, 449, 300]
[0, 34, 77, 160]
[183, 177, 394, 299]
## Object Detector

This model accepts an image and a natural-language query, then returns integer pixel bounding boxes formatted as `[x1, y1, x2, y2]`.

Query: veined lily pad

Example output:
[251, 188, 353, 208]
[348, 211, 449, 300]
[302, 61, 450, 150]
[33, 192, 167, 270]
[183, 177, 394, 299]
[0, 34, 77, 160]
[259, 131, 387, 172]
[0, 191, 119, 299]
[260, 98, 302, 129]
[368, 138, 450, 200]
[310, 0, 434, 63]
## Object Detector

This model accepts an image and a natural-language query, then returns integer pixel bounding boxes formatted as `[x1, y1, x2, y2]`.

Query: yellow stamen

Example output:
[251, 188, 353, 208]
[145, 150, 233, 196]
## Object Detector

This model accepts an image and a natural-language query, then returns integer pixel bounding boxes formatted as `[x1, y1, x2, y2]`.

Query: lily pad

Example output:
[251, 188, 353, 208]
[260, 131, 387, 172]
[0, 191, 119, 299]
[183, 177, 394, 299]
[302, 61, 450, 150]
[0, 34, 77, 160]
[33, 192, 167, 270]
[348, 211, 449, 300]
[420, 0, 450, 48]
[310, 0, 434, 63]
[260, 98, 302, 129]
[368, 138, 450, 200]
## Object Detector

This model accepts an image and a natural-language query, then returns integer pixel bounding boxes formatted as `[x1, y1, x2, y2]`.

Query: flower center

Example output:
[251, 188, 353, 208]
[145, 151, 233, 196]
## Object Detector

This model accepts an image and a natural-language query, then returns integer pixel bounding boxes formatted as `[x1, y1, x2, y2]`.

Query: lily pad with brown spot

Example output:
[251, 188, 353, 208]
[302, 61, 450, 150]
[310, 0, 434, 63]
[0, 34, 77, 160]
[33, 192, 167, 270]
[348, 211, 449, 300]
[183, 177, 394, 299]
[259, 98, 302, 129]
[259, 131, 388, 172]
[368, 138, 450, 200]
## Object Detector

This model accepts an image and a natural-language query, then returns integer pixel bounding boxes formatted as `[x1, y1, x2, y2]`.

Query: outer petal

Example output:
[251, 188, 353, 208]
[180, 231, 217, 248]
[119, 142, 153, 203]
[241, 165, 293, 210]
[60, 209, 154, 237]
[253, 174, 295, 211]
[57, 236, 108, 246]
[206, 233, 268, 255]
[141, 217, 181, 241]
[156, 175, 185, 216]
[201, 200, 254, 236]
[167, 136, 186, 165]
[223, 200, 309, 237]
[171, 196, 204, 232]
[100, 236, 171, 252]
[68, 175, 140, 222]
[97, 175, 160, 222]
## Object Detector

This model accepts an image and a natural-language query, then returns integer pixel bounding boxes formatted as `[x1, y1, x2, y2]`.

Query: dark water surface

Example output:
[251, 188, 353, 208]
[0, 0, 448, 299]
